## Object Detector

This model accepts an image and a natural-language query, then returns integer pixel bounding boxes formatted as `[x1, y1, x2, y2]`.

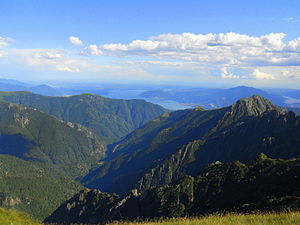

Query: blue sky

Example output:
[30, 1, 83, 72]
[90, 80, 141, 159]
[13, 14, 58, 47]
[1, 0, 300, 87]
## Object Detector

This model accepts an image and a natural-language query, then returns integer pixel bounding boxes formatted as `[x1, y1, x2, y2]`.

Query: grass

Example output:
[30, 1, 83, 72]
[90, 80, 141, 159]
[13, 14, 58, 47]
[0, 208, 42, 225]
[4, 211, 300, 225]
[107, 212, 300, 225]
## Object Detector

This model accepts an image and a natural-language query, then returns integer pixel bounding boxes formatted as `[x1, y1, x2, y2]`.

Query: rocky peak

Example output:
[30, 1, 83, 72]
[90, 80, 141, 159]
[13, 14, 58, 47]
[216, 95, 287, 129]
[230, 95, 286, 119]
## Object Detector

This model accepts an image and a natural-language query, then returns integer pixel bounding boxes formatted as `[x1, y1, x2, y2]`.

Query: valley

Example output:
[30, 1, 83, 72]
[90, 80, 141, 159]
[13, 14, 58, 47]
[0, 87, 298, 224]
[2, 1, 300, 224]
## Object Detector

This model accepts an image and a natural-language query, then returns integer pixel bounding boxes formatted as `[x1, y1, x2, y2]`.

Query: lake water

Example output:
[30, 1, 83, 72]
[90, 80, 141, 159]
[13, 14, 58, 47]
[105, 90, 192, 110]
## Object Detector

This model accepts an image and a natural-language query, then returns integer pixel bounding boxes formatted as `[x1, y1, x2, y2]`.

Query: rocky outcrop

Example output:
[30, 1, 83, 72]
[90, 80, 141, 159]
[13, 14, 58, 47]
[45, 155, 300, 224]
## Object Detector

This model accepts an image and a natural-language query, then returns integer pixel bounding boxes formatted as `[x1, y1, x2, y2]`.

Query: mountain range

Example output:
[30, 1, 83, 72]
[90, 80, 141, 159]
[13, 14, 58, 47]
[140, 86, 300, 109]
[0, 79, 61, 96]
[0, 99, 106, 178]
[45, 154, 300, 224]
[0, 91, 168, 219]
[0, 89, 298, 223]
[0, 78, 300, 110]
[0, 92, 168, 144]
[82, 95, 300, 194]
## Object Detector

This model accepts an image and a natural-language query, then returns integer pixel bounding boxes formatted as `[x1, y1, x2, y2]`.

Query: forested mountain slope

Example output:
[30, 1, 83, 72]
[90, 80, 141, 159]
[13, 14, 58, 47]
[0, 155, 82, 220]
[0, 92, 168, 143]
[83, 95, 300, 194]
[0, 100, 105, 178]
[45, 155, 300, 224]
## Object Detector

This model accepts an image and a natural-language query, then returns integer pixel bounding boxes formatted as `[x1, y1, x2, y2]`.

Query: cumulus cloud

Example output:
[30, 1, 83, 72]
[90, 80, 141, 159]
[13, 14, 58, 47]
[0, 36, 13, 48]
[252, 69, 276, 80]
[81, 32, 300, 69]
[2, 32, 300, 84]
[81, 44, 103, 55]
[3, 49, 89, 73]
[69, 36, 83, 46]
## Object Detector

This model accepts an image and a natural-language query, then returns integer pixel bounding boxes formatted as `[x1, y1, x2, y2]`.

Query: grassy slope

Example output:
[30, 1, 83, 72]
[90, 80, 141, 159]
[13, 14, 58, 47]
[0, 208, 41, 225]
[109, 212, 300, 225]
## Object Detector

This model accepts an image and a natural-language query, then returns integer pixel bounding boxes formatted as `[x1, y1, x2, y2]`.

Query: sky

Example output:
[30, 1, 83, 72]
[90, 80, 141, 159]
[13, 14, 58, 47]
[1, 0, 300, 88]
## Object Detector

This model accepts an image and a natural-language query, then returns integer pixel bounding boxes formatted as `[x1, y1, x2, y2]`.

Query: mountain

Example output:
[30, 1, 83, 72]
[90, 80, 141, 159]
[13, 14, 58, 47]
[140, 86, 286, 109]
[282, 90, 300, 99]
[0, 100, 105, 178]
[82, 95, 300, 194]
[288, 107, 300, 115]
[45, 155, 300, 224]
[28, 84, 62, 96]
[0, 154, 82, 220]
[0, 78, 31, 87]
[0, 81, 61, 96]
[0, 92, 169, 143]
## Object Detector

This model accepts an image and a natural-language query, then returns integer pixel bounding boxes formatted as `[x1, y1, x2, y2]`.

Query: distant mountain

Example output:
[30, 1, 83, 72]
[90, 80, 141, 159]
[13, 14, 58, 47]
[0, 78, 31, 87]
[140, 86, 287, 109]
[288, 107, 300, 115]
[82, 95, 300, 194]
[0, 81, 61, 96]
[282, 90, 300, 99]
[28, 84, 62, 96]
[0, 154, 82, 220]
[0, 100, 105, 178]
[45, 155, 300, 224]
[0, 92, 169, 143]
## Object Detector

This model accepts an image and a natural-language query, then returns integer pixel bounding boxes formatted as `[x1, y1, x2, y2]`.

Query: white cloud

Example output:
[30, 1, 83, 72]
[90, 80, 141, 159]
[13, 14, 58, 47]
[81, 44, 103, 55]
[2, 32, 300, 85]
[0, 36, 13, 48]
[282, 17, 298, 23]
[3, 49, 90, 73]
[57, 66, 80, 73]
[81, 32, 300, 68]
[69, 36, 83, 46]
[220, 67, 247, 79]
[252, 69, 276, 80]
[34, 51, 63, 59]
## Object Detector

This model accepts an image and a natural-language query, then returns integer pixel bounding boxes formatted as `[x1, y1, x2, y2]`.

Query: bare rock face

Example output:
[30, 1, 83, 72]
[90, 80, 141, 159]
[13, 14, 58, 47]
[2, 196, 21, 206]
[230, 95, 286, 118]
[216, 95, 287, 129]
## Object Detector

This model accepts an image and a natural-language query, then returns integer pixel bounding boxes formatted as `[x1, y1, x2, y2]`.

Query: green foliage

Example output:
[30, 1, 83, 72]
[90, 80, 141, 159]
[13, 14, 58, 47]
[83, 95, 298, 194]
[0, 155, 83, 220]
[45, 156, 300, 224]
[0, 100, 105, 178]
[0, 91, 168, 143]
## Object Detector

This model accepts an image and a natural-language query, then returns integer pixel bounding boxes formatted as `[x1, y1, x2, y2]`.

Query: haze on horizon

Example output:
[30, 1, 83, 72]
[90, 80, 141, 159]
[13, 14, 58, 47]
[1, 0, 300, 88]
